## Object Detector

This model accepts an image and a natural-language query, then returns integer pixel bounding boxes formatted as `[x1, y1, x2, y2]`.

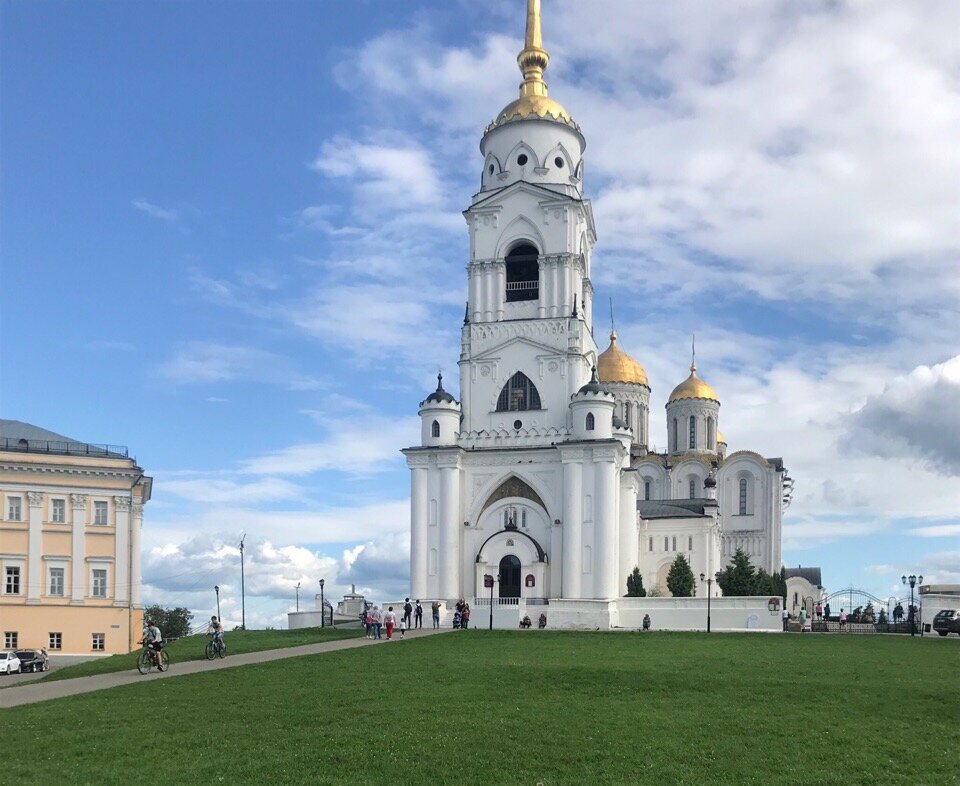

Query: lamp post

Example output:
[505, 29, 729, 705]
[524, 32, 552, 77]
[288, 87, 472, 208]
[699, 572, 721, 633]
[214, 585, 221, 621]
[239, 534, 246, 630]
[319, 579, 325, 629]
[295, 582, 300, 613]
[901, 574, 923, 637]
[485, 574, 498, 630]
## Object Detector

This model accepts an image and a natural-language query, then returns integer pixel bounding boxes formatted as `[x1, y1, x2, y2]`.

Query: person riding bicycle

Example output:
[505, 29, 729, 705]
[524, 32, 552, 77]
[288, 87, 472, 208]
[142, 620, 163, 666]
[207, 616, 224, 650]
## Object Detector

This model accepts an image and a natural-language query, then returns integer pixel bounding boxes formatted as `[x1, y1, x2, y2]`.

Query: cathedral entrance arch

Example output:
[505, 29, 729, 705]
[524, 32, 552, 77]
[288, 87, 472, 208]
[499, 555, 521, 598]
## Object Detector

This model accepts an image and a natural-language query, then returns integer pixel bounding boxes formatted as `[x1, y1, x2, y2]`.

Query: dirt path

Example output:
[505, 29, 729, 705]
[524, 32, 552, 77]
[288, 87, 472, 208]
[0, 627, 445, 709]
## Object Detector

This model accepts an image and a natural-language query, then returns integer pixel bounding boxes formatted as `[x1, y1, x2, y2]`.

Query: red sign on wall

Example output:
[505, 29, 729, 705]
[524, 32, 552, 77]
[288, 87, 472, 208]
[483, 574, 494, 588]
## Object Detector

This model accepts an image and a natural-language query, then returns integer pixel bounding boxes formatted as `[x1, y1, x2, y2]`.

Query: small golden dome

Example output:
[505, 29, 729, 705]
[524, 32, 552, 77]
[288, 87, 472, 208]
[717, 430, 726, 444]
[668, 362, 719, 404]
[597, 331, 648, 387]
[489, 94, 576, 130]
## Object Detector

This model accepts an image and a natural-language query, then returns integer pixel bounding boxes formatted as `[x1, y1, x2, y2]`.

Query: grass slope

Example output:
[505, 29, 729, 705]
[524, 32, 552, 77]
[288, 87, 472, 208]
[5, 632, 958, 785]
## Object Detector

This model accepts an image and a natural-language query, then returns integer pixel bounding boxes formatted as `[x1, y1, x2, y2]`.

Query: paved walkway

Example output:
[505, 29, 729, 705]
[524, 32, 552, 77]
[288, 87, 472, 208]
[0, 627, 445, 709]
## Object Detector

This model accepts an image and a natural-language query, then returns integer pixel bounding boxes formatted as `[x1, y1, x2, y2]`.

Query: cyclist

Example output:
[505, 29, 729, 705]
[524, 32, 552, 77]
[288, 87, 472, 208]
[207, 615, 224, 652]
[142, 620, 163, 668]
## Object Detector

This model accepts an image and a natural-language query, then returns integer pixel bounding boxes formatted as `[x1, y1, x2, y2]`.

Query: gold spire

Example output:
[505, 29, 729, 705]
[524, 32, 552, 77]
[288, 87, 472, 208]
[597, 329, 649, 387]
[486, 0, 578, 132]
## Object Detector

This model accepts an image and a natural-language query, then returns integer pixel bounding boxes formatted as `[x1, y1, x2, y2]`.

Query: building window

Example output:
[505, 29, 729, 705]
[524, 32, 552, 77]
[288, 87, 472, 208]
[5, 566, 20, 594]
[649, 537, 654, 552]
[49, 567, 65, 596]
[689, 416, 696, 449]
[51, 498, 66, 523]
[739, 478, 748, 515]
[94, 500, 108, 525]
[7, 496, 22, 521]
[624, 402, 632, 425]
[689, 478, 696, 499]
[431, 420, 440, 438]
[504, 243, 539, 302]
[585, 413, 595, 431]
[92, 569, 108, 598]
[688, 536, 693, 551]
[92, 633, 105, 651]
[644, 480, 651, 501]
[496, 371, 542, 411]
[707, 417, 715, 450]
[672, 536, 677, 552]
[672, 419, 678, 451]
[4, 632, 17, 649]
[49, 632, 62, 650]
[664, 536, 669, 551]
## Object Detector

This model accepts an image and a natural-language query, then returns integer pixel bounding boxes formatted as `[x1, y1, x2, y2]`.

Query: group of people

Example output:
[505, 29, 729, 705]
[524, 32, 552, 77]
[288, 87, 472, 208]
[781, 602, 834, 632]
[452, 599, 471, 629]
[519, 613, 548, 629]
[361, 599, 443, 640]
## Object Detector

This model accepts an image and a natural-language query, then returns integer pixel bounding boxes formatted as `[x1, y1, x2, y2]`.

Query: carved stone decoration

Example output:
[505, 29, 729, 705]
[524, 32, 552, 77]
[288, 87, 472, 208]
[479, 475, 548, 516]
[27, 491, 44, 507]
[132, 504, 144, 518]
[70, 494, 88, 508]
[113, 496, 131, 511]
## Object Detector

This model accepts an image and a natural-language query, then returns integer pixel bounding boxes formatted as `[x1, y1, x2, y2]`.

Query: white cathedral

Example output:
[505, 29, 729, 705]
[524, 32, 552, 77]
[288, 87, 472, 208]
[403, 1, 789, 611]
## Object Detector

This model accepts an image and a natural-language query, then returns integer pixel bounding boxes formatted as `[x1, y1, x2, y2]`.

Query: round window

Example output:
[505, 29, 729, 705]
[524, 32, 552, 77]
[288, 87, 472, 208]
[517, 154, 528, 166]
[513, 420, 522, 429]
[555, 157, 564, 168]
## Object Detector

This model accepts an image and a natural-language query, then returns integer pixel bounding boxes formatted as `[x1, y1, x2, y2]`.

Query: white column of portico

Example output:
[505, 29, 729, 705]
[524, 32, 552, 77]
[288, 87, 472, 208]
[560, 258, 570, 316]
[70, 494, 87, 603]
[131, 503, 144, 605]
[495, 262, 505, 321]
[618, 478, 638, 597]
[594, 452, 618, 599]
[537, 259, 547, 318]
[438, 460, 461, 601]
[410, 467, 429, 600]
[561, 454, 583, 598]
[26, 492, 43, 602]
[469, 266, 480, 322]
[483, 264, 494, 322]
[549, 260, 559, 317]
[114, 496, 130, 604]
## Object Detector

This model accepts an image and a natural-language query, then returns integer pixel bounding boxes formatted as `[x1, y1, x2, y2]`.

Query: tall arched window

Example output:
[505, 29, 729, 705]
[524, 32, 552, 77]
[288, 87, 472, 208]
[689, 478, 696, 499]
[431, 420, 440, 438]
[624, 401, 632, 426]
[585, 412, 595, 431]
[689, 416, 696, 449]
[496, 372, 542, 411]
[739, 478, 748, 515]
[707, 417, 715, 450]
[672, 418, 678, 451]
[504, 243, 539, 302]
[644, 480, 651, 500]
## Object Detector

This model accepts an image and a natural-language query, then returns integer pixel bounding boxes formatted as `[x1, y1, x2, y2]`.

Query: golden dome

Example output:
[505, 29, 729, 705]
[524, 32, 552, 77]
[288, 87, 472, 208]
[717, 430, 726, 444]
[668, 362, 719, 404]
[489, 94, 576, 130]
[597, 330, 648, 386]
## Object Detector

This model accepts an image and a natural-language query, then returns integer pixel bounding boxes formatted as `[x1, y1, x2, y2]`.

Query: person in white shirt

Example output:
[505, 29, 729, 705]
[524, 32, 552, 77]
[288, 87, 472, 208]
[384, 607, 397, 639]
[371, 606, 383, 640]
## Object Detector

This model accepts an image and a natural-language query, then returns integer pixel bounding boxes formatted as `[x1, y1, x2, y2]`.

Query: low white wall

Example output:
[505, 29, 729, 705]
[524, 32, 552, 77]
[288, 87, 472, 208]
[547, 597, 781, 632]
[287, 611, 325, 630]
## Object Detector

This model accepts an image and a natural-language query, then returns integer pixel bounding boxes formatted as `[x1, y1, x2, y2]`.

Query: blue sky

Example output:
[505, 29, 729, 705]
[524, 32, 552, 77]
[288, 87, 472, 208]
[2, 0, 958, 627]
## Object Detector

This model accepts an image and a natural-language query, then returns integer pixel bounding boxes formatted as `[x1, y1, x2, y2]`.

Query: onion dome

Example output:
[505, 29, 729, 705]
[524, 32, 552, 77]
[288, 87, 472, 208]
[668, 361, 719, 404]
[486, 0, 579, 133]
[423, 372, 456, 404]
[577, 366, 608, 395]
[597, 330, 648, 387]
[717, 430, 726, 445]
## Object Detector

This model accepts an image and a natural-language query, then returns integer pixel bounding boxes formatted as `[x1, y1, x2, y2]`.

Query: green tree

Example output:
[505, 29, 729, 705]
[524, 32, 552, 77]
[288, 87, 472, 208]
[716, 548, 757, 596]
[878, 608, 887, 625]
[143, 605, 194, 639]
[625, 567, 647, 597]
[666, 554, 695, 597]
[753, 568, 774, 595]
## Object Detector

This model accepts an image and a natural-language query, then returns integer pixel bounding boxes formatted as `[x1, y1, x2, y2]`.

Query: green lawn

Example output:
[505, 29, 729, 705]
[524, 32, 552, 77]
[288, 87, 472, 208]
[5, 632, 958, 784]
[14, 626, 363, 685]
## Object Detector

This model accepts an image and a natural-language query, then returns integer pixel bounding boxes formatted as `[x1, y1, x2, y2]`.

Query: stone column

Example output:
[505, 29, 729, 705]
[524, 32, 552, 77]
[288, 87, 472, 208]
[113, 496, 130, 604]
[618, 479, 638, 598]
[131, 503, 144, 605]
[438, 462, 460, 601]
[560, 259, 570, 316]
[410, 468, 428, 600]
[26, 492, 43, 603]
[483, 264, 494, 322]
[594, 453, 618, 599]
[549, 260, 559, 317]
[468, 265, 480, 322]
[495, 262, 505, 321]
[71, 494, 87, 603]
[561, 455, 583, 598]
[537, 258, 547, 318]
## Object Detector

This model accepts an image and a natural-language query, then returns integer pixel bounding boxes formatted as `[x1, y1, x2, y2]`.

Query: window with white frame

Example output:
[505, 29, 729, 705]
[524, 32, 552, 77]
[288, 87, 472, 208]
[5, 566, 21, 594]
[672, 418, 678, 450]
[7, 496, 22, 521]
[4, 632, 17, 648]
[644, 480, 651, 501]
[49, 567, 65, 596]
[92, 568, 108, 598]
[49, 632, 62, 650]
[94, 500, 108, 525]
[688, 535, 693, 551]
[689, 416, 696, 449]
[585, 412, 595, 431]
[51, 498, 66, 523]
[739, 478, 748, 515]
[431, 420, 440, 438]
[92, 633, 105, 651]
[664, 536, 669, 551]
[649, 536, 654, 552]
[689, 478, 696, 499]
[672, 536, 677, 551]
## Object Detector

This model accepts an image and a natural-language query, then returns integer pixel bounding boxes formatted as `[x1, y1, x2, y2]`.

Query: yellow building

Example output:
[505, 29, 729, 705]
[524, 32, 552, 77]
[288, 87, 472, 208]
[0, 420, 152, 655]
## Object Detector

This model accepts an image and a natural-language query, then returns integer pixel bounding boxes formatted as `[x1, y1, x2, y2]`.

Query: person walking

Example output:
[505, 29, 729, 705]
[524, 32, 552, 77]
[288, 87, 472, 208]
[824, 602, 831, 620]
[461, 604, 471, 629]
[815, 601, 823, 621]
[364, 609, 373, 639]
[399, 617, 407, 638]
[402, 598, 413, 628]
[799, 606, 807, 632]
[431, 600, 441, 630]
[371, 605, 383, 640]
[384, 606, 397, 640]
[782, 607, 789, 632]
[414, 600, 423, 629]
[839, 608, 847, 631]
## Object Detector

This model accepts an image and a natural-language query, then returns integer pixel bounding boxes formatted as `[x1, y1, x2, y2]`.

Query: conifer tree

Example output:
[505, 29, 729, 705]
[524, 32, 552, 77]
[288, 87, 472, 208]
[626, 566, 647, 597]
[716, 548, 757, 596]
[666, 554, 695, 597]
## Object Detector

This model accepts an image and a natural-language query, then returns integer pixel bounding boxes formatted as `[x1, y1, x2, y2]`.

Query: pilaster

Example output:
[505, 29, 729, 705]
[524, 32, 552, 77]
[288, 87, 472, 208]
[113, 495, 130, 604]
[27, 491, 43, 603]
[70, 494, 87, 604]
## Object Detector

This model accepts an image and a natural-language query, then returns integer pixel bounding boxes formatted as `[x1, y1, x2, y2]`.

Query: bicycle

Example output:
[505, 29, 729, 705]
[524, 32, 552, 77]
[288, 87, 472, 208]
[137, 643, 169, 674]
[205, 634, 226, 660]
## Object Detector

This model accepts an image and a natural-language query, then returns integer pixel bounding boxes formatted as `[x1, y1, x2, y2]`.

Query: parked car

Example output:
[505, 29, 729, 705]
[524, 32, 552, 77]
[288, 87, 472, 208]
[0, 651, 21, 674]
[932, 609, 960, 637]
[14, 649, 48, 673]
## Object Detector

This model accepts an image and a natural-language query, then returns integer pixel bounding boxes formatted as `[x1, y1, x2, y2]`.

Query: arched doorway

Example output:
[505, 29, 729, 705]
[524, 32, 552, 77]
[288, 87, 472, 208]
[499, 555, 521, 598]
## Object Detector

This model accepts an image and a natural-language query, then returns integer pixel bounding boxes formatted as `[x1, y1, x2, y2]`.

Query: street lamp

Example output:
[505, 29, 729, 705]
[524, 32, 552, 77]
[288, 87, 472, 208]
[319, 579, 325, 629]
[295, 582, 300, 613]
[901, 574, 923, 637]
[214, 585, 220, 621]
[699, 572, 721, 633]
[485, 573, 500, 630]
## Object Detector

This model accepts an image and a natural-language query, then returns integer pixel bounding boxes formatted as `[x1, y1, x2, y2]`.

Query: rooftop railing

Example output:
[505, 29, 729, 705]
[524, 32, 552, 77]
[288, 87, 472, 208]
[0, 437, 129, 459]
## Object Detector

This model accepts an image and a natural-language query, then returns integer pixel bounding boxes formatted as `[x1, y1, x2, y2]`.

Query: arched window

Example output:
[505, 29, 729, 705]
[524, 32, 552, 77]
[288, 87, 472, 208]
[496, 372, 542, 411]
[585, 412, 595, 431]
[688, 535, 693, 551]
[707, 417, 715, 450]
[689, 478, 696, 499]
[644, 480, 651, 500]
[672, 536, 677, 551]
[689, 416, 696, 449]
[504, 243, 539, 302]
[664, 536, 669, 551]
[431, 420, 440, 438]
[624, 401, 632, 424]
[739, 478, 748, 515]
[672, 418, 678, 451]
[649, 537, 654, 552]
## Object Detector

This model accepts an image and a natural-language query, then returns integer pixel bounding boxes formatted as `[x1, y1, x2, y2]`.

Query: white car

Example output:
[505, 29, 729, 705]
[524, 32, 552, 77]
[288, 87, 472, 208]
[0, 651, 21, 674]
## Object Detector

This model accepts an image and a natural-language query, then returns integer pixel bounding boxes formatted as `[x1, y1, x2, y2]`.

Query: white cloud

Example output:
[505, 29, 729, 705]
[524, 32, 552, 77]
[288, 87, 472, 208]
[133, 198, 178, 221]
[911, 524, 960, 539]
[158, 476, 304, 505]
[156, 341, 324, 390]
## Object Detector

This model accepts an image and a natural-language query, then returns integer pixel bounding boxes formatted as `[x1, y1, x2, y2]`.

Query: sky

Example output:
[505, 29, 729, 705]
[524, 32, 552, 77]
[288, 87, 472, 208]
[1, 0, 958, 629]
